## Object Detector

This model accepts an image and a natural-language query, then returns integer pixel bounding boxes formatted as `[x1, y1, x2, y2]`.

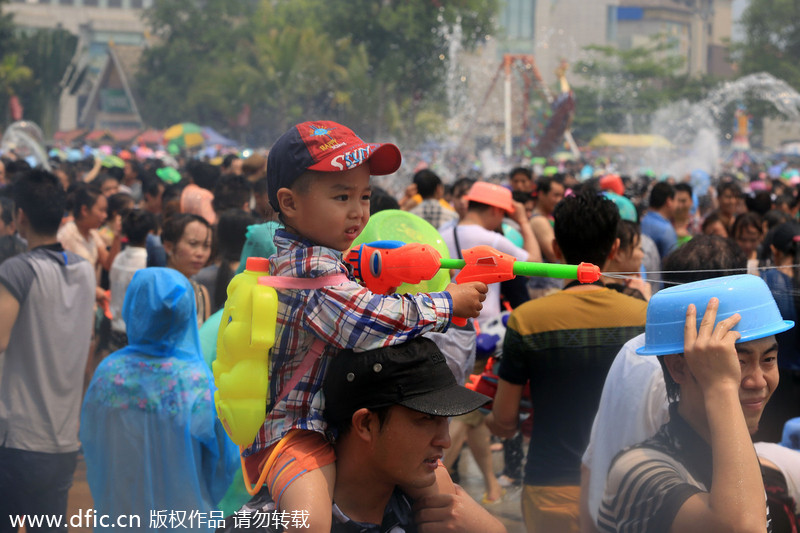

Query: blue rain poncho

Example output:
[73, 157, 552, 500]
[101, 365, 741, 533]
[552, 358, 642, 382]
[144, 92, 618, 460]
[80, 268, 239, 532]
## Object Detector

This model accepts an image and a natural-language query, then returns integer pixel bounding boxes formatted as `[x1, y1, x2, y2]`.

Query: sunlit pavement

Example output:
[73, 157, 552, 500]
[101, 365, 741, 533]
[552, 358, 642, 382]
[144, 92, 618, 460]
[66, 449, 527, 532]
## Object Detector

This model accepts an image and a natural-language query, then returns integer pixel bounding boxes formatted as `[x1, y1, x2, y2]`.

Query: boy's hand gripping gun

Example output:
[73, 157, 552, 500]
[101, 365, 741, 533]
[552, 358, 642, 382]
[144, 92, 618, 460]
[346, 240, 601, 326]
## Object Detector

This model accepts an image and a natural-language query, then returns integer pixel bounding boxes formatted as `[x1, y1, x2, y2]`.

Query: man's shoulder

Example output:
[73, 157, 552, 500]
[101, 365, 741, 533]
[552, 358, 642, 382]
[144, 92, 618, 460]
[508, 288, 646, 333]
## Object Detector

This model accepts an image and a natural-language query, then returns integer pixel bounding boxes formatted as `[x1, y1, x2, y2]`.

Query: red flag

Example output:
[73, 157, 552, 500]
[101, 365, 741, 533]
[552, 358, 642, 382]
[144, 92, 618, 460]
[8, 95, 22, 121]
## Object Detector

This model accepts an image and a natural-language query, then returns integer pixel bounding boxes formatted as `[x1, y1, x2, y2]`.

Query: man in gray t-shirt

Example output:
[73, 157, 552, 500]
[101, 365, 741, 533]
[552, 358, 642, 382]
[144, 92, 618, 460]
[0, 170, 95, 532]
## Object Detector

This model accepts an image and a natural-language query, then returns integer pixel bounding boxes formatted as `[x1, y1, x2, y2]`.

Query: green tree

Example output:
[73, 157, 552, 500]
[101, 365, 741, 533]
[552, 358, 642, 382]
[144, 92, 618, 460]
[136, 0, 256, 128]
[136, 0, 497, 145]
[572, 36, 687, 140]
[734, 0, 800, 91]
[16, 29, 78, 135]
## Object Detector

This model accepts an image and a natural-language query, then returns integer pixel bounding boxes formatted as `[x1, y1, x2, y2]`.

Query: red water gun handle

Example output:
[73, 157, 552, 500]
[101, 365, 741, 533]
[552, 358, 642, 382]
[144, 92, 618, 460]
[450, 245, 518, 326]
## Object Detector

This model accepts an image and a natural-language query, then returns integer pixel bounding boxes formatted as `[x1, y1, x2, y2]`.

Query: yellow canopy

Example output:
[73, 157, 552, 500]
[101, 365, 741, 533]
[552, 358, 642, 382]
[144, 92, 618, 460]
[588, 133, 673, 148]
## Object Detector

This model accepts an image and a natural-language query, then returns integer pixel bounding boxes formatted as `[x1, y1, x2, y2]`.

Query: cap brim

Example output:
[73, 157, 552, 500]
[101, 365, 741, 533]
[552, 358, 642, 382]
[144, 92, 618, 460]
[308, 142, 401, 176]
[367, 143, 402, 175]
[398, 383, 490, 417]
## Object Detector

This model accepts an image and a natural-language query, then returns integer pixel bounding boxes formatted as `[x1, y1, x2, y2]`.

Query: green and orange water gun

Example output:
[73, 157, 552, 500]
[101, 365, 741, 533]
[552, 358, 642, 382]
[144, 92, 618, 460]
[346, 240, 601, 326]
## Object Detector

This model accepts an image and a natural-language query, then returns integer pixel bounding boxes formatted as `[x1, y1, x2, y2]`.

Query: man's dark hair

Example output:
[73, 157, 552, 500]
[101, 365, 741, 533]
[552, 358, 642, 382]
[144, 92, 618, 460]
[674, 182, 692, 196]
[616, 220, 640, 253]
[222, 154, 240, 172]
[213, 209, 257, 312]
[536, 175, 562, 195]
[452, 177, 476, 199]
[213, 174, 251, 213]
[370, 186, 400, 214]
[122, 209, 157, 247]
[412, 169, 442, 199]
[12, 169, 66, 235]
[185, 160, 220, 191]
[0, 196, 13, 226]
[512, 191, 534, 204]
[649, 182, 675, 209]
[745, 190, 772, 216]
[510, 167, 532, 181]
[553, 188, 619, 266]
[328, 405, 392, 438]
[252, 177, 268, 195]
[142, 177, 165, 199]
[658, 235, 747, 402]
[717, 180, 742, 198]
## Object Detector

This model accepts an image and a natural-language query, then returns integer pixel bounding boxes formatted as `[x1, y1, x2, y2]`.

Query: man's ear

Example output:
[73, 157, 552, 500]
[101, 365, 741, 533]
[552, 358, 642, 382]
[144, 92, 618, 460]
[605, 237, 621, 264]
[351, 408, 378, 443]
[663, 354, 691, 385]
[275, 187, 297, 216]
[552, 239, 563, 261]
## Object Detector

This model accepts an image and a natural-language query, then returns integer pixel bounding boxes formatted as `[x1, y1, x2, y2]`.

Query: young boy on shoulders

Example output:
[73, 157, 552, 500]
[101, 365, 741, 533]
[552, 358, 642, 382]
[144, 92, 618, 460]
[243, 121, 487, 531]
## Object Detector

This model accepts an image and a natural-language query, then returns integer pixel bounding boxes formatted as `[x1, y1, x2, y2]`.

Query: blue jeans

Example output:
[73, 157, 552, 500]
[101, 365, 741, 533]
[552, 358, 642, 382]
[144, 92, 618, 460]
[0, 447, 78, 533]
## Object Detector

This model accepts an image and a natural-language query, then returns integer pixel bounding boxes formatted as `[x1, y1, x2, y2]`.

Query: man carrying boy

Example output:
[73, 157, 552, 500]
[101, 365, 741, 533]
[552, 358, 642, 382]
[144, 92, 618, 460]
[598, 275, 792, 532]
[244, 121, 487, 532]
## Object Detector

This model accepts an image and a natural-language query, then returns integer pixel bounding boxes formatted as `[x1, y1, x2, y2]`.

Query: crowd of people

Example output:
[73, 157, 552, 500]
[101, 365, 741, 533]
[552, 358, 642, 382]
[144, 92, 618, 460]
[0, 120, 799, 533]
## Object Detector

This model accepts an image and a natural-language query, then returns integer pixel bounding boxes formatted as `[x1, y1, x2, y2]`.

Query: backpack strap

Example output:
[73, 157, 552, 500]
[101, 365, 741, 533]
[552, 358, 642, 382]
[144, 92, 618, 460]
[258, 272, 350, 405]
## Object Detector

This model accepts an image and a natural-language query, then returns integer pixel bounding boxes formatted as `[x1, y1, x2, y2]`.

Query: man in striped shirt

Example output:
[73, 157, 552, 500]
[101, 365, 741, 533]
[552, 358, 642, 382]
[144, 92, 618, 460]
[598, 280, 785, 533]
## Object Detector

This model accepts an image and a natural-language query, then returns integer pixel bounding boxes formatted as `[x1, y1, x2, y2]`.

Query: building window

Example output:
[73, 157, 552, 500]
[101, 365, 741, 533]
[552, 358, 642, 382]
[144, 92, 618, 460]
[131, 0, 143, 7]
[59, 0, 74, 5]
[500, 0, 535, 41]
[84, 0, 98, 5]
[38, 0, 51, 4]
[606, 5, 618, 44]
[107, 0, 122, 6]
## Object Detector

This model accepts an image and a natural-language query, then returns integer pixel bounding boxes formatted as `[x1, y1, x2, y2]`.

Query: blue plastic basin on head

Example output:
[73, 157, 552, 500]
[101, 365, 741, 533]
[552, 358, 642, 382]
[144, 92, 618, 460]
[637, 274, 794, 356]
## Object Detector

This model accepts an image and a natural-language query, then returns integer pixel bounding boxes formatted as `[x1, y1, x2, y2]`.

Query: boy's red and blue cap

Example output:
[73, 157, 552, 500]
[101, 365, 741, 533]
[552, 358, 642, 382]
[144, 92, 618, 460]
[267, 120, 402, 212]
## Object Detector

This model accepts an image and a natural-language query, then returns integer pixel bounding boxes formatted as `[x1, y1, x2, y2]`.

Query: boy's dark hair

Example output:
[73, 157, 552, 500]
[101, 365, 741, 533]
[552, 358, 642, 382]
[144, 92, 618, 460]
[12, 169, 66, 235]
[674, 182, 692, 196]
[213, 174, 251, 214]
[649, 182, 675, 209]
[553, 188, 619, 267]
[122, 209, 157, 247]
[658, 235, 747, 402]
[412, 169, 442, 199]
[510, 167, 532, 181]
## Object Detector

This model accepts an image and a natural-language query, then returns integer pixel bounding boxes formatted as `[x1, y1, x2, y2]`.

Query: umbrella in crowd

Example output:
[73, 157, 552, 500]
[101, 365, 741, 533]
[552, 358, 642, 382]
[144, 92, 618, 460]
[163, 122, 206, 150]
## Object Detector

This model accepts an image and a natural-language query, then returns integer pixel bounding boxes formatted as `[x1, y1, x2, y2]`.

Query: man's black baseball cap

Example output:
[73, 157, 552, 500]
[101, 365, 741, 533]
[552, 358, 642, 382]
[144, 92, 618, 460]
[323, 337, 490, 425]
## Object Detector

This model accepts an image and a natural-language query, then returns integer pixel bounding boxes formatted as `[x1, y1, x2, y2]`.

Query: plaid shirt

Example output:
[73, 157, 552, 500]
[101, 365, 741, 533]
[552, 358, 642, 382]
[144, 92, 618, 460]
[409, 199, 458, 230]
[246, 229, 453, 455]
